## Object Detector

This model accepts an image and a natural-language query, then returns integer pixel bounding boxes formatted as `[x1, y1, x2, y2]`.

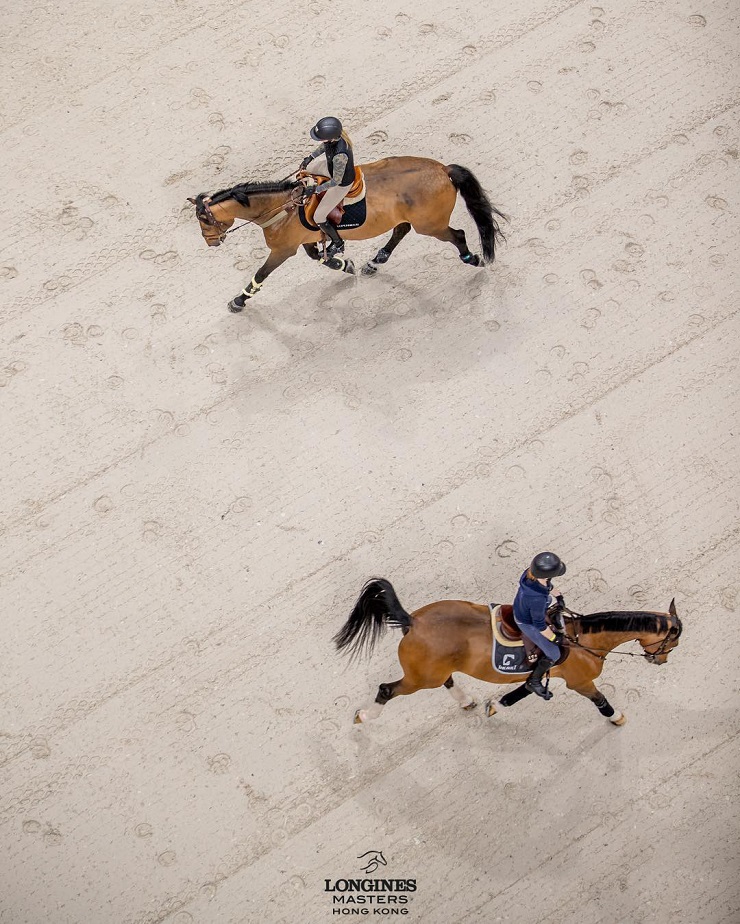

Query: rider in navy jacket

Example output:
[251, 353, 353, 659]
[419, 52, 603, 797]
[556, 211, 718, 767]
[513, 570, 552, 631]
[512, 552, 566, 700]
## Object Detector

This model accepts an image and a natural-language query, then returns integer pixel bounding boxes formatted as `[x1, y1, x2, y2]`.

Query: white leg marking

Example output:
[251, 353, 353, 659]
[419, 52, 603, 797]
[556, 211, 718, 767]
[356, 701, 384, 723]
[447, 682, 475, 708]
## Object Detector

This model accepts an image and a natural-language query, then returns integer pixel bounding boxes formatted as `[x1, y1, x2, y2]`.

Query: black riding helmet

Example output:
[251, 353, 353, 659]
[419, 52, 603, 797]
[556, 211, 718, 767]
[530, 551, 566, 579]
[310, 116, 343, 142]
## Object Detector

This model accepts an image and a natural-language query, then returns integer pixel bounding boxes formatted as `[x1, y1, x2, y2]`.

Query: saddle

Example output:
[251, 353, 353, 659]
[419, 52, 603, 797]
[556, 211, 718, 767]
[492, 604, 568, 666]
[300, 167, 366, 227]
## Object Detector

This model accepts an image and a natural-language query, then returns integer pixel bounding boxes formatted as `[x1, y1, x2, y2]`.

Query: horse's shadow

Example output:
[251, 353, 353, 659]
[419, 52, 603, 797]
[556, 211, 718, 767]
[303, 694, 737, 894]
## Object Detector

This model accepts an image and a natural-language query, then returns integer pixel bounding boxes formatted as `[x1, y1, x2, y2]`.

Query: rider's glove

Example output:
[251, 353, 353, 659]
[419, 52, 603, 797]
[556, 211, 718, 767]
[302, 185, 317, 199]
[299, 156, 311, 170]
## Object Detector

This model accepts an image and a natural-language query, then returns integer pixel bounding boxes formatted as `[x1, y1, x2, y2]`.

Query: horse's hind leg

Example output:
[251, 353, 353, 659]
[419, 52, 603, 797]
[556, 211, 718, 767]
[354, 679, 407, 724]
[362, 222, 412, 276]
[568, 680, 626, 726]
[485, 682, 533, 718]
[425, 226, 482, 267]
[444, 676, 476, 710]
[354, 666, 447, 724]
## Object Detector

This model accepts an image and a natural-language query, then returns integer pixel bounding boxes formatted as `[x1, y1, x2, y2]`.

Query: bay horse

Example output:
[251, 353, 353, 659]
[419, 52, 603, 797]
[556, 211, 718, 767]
[335, 579, 682, 726]
[189, 158, 506, 312]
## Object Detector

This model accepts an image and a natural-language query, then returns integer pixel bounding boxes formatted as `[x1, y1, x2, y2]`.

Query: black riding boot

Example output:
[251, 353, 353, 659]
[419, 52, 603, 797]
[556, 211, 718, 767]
[525, 657, 555, 700]
[318, 221, 345, 258]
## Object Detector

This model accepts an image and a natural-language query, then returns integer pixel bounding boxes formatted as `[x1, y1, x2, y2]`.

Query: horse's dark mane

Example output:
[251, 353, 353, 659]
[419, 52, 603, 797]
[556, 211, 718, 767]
[208, 179, 297, 207]
[575, 610, 682, 637]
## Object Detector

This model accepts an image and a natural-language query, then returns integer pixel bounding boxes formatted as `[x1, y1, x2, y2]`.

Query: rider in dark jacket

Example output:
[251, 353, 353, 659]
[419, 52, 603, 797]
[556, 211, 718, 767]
[513, 552, 566, 699]
[299, 116, 356, 259]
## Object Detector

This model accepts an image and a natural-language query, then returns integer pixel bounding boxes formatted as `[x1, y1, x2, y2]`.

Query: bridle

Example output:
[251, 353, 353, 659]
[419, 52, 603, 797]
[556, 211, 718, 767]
[193, 178, 308, 241]
[556, 605, 680, 663]
[196, 198, 232, 243]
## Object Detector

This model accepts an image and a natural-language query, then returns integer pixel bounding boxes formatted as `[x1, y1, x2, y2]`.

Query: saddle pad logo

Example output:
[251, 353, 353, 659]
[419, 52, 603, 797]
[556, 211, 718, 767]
[492, 635, 532, 674]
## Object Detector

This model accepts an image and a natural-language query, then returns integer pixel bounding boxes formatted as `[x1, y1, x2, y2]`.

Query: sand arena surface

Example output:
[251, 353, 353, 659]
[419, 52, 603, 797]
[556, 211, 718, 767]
[1, 1, 739, 922]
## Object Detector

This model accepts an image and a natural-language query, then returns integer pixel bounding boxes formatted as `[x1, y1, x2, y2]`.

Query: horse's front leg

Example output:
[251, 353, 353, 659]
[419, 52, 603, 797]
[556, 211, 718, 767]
[228, 247, 296, 313]
[305, 241, 356, 276]
[568, 680, 626, 726]
[362, 222, 411, 276]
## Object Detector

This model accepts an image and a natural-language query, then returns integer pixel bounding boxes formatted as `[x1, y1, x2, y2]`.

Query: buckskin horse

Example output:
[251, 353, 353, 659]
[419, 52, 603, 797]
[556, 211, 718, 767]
[189, 158, 506, 312]
[335, 578, 682, 726]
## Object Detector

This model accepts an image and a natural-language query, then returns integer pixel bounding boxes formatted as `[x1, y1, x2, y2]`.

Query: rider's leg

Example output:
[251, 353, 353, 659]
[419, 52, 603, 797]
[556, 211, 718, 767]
[516, 622, 560, 700]
[314, 184, 352, 257]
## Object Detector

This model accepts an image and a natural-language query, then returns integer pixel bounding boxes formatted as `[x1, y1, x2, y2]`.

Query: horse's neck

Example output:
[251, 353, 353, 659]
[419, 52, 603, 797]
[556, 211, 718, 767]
[577, 628, 644, 652]
[219, 193, 283, 223]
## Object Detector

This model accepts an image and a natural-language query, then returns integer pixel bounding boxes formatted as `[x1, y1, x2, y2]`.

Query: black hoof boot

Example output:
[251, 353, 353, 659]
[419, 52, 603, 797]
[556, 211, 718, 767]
[362, 248, 391, 276]
[373, 248, 391, 265]
[228, 277, 263, 312]
[525, 657, 555, 700]
[460, 252, 482, 267]
[324, 256, 355, 274]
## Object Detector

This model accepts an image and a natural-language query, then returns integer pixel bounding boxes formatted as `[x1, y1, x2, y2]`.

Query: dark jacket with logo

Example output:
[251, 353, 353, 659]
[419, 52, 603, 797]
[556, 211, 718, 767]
[512, 571, 551, 631]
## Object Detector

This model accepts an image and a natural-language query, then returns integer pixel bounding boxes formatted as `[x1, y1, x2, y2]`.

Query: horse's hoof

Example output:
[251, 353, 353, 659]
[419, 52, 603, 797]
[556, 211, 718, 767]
[361, 262, 378, 276]
[343, 259, 356, 275]
[610, 712, 627, 726]
[462, 700, 477, 711]
[461, 253, 482, 267]
[228, 299, 244, 313]
[353, 709, 364, 724]
[484, 699, 497, 718]
[374, 248, 391, 265]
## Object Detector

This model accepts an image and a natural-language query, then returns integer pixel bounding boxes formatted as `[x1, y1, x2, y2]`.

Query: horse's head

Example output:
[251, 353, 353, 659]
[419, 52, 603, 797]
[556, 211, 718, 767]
[639, 598, 682, 665]
[188, 194, 233, 247]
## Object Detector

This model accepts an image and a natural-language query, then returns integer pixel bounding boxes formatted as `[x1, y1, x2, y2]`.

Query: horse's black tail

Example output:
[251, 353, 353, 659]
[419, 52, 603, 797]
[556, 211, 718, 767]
[447, 164, 507, 264]
[334, 578, 412, 662]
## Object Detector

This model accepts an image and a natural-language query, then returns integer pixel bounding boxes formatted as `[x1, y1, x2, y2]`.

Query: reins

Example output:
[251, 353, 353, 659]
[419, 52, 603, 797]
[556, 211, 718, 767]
[197, 174, 306, 236]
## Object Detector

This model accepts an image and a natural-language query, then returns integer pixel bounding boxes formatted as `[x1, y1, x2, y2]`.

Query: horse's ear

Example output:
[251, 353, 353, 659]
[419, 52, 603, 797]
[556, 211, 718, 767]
[186, 197, 197, 205]
[669, 598, 677, 617]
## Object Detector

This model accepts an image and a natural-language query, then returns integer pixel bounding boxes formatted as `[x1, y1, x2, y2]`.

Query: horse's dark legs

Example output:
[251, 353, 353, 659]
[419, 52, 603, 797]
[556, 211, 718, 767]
[228, 248, 296, 312]
[485, 682, 533, 717]
[362, 222, 412, 276]
[354, 679, 405, 724]
[444, 675, 477, 710]
[304, 241, 356, 276]
[569, 681, 626, 725]
[430, 226, 482, 266]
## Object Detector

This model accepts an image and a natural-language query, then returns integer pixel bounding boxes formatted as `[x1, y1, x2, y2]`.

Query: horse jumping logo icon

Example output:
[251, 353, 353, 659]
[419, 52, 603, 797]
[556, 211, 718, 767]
[357, 850, 387, 874]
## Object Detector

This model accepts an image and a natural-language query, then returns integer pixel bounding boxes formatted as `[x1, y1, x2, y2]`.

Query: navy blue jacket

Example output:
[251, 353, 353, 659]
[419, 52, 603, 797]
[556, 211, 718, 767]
[513, 571, 551, 630]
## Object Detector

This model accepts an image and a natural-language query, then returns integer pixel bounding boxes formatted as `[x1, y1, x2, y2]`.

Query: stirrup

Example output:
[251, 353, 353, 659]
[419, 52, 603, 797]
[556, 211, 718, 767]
[325, 239, 345, 258]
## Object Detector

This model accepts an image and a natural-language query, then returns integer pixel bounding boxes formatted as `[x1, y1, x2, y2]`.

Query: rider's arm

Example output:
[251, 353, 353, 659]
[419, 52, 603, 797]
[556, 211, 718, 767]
[300, 143, 326, 170]
[316, 153, 348, 193]
[530, 595, 549, 633]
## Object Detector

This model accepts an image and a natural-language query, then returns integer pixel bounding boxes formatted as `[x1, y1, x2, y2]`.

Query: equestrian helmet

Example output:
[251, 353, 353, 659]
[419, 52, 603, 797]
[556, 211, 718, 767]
[310, 116, 343, 141]
[530, 551, 566, 579]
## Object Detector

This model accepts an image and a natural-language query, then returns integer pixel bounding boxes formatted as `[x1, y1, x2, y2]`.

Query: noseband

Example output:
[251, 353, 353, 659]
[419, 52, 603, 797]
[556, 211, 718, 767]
[641, 628, 678, 663]
[196, 197, 230, 241]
